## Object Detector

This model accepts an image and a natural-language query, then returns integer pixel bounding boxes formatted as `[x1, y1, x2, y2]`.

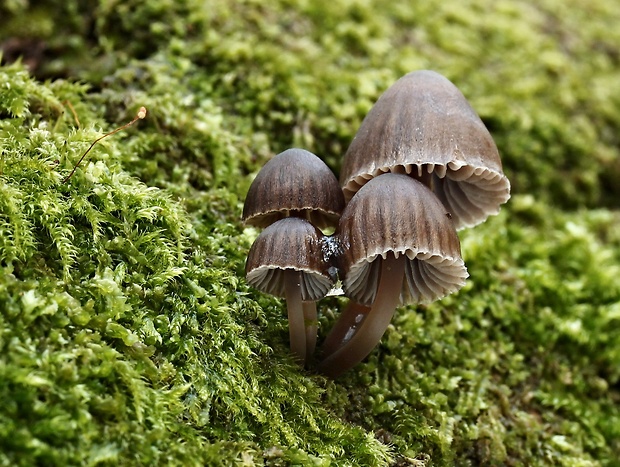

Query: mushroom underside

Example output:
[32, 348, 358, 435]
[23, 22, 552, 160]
[344, 250, 468, 307]
[342, 162, 510, 229]
[246, 266, 333, 301]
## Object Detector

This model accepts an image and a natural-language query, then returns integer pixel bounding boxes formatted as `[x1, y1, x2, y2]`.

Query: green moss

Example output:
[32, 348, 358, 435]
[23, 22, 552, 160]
[323, 202, 620, 465]
[1, 0, 620, 465]
[0, 64, 392, 465]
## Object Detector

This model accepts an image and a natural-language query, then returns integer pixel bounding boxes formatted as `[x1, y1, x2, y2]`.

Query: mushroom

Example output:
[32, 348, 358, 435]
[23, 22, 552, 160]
[243, 148, 345, 230]
[242, 148, 345, 363]
[246, 217, 335, 365]
[317, 173, 468, 378]
[339, 70, 510, 230]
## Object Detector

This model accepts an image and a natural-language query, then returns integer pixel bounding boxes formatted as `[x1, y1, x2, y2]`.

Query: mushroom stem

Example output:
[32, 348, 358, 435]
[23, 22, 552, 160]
[303, 301, 318, 361]
[284, 269, 306, 363]
[320, 301, 371, 358]
[318, 253, 405, 378]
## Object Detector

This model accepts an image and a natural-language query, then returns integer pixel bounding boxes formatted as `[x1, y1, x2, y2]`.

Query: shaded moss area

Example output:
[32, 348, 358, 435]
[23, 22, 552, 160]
[1, 0, 619, 465]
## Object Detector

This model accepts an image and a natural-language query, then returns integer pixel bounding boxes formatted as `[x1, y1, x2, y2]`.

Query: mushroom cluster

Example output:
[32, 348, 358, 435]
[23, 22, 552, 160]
[243, 70, 510, 377]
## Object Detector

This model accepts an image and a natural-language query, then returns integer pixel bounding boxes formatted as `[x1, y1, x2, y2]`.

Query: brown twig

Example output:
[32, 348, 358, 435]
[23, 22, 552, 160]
[62, 100, 81, 128]
[62, 107, 147, 183]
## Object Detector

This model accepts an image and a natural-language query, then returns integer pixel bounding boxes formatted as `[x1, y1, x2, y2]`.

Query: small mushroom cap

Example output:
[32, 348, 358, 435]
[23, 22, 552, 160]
[337, 173, 468, 306]
[243, 148, 345, 229]
[246, 217, 335, 301]
[340, 70, 510, 230]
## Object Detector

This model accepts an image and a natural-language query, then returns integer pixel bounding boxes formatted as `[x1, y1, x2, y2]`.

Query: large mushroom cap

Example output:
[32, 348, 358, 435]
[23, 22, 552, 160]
[340, 70, 510, 230]
[243, 148, 345, 229]
[337, 173, 468, 306]
[246, 217, 334, 301]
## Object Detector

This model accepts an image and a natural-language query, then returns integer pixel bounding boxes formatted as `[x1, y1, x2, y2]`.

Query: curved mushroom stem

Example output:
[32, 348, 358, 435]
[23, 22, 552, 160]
[303, 302, 318, 362]
[320, 301, 371, 358]
[284, 269, 306, 364]
[317, 253, 405, 378]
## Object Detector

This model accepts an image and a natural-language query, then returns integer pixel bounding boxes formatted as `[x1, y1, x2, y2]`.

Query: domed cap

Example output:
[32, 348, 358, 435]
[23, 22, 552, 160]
[243, 148, 345, 229]
[340, 70, 510, 230]
[337, 173, 468, 306]
[246, 217, 334, 301]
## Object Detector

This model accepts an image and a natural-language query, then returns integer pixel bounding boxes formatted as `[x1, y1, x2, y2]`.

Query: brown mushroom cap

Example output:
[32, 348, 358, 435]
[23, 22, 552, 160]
[246, 217, 334, 301]
[337, 173, 468, 306]
[243, 148, 345, 229]
[340, 70, 510, 230]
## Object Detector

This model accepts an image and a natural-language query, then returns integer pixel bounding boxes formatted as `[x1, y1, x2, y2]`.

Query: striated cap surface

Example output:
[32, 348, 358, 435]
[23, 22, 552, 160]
[246, 217, 334, 301]
[337, 173, 468, 306]
[243, 148, 345, 229]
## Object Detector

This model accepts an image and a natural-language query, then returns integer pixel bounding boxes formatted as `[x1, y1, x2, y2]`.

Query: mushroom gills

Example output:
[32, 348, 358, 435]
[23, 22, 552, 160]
[345, 251, 468, 307]
[344, 258, 383, 306]
[403, 254, 468, 304]
[246, 266, 333, 301]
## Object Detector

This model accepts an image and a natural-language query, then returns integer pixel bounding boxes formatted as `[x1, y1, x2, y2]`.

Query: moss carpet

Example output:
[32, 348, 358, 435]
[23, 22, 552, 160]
[1, 0, 619, 465]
